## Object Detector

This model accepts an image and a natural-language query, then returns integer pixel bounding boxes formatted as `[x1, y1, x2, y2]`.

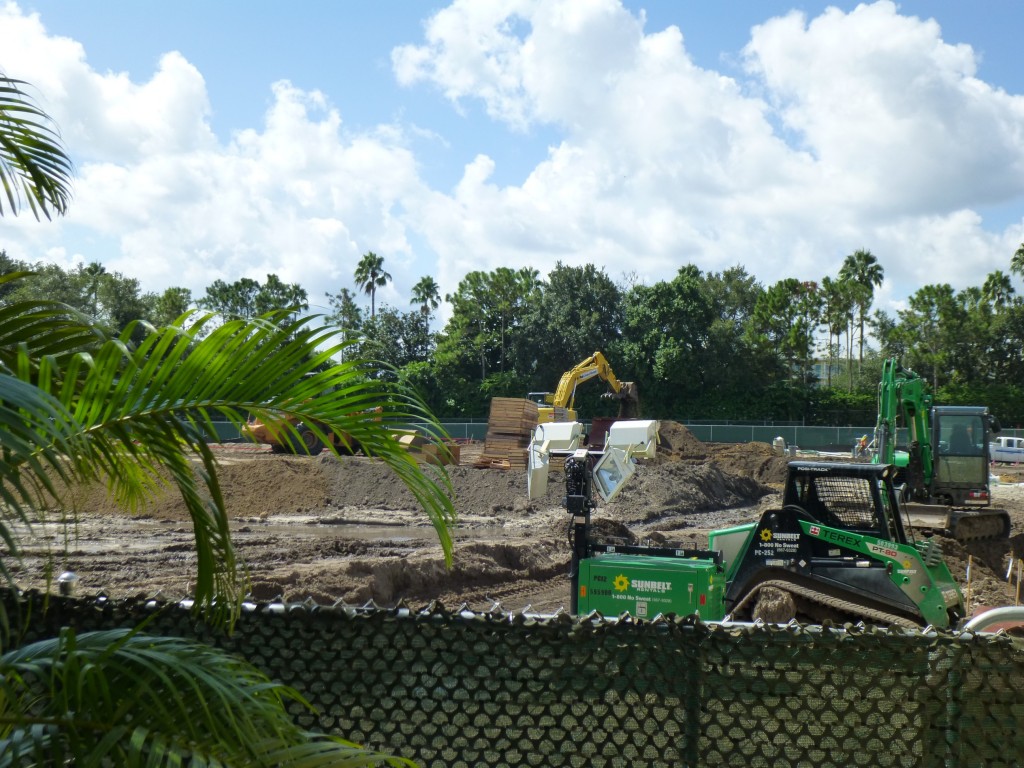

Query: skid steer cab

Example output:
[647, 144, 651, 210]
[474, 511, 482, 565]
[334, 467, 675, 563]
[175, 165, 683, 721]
[711, 462, 965, 628]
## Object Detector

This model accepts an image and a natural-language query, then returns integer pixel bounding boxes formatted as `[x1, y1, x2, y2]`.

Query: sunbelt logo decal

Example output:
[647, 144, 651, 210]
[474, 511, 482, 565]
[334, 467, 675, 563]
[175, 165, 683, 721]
[612, 574, 672, 593]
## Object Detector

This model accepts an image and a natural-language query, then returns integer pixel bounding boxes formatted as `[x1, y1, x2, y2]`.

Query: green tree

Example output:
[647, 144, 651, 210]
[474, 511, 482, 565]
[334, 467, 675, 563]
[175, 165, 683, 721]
[256, 273, 308, 315]
[438, 267, 540, 384]
[870, 309, 905, 361]
[985, 302, 1024, 385]
[519, 263, 616, 392]
[144, 285, 194, 327]
[200, 276, 260, 316]
[838, 249, 884, 367]
[199, 274, 308, 319]
[3, 260, 88, 309]
[492, 267, 541, 374]
[0, 75, 72, 219]
[327, 286, 363, 329]
[894, 283, 964, 390]
[750, 278, 822, 384]
[982, 269, 1014, 308]
[97, 270, 148, 336]
[359, 304, 433, 371]
[354, 251, 391, 318]
[697, 266, 776, 417]
[617, 266, 710, 417]
[326, 285, 364, 361]
[820, 275, 856, 388]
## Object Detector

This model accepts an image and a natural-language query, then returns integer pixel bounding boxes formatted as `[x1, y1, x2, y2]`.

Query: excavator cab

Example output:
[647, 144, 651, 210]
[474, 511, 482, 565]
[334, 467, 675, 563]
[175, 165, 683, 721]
[929, 406, 993, 506]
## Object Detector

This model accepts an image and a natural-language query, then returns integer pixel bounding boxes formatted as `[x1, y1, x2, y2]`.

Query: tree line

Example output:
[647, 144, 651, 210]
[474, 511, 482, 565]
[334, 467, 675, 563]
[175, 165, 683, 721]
[7, 245, 1024, 425]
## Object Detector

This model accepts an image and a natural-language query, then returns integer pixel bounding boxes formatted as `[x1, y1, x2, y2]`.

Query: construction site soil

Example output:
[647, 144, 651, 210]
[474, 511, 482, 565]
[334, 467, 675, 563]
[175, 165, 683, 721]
[11, 422, 1024, 622]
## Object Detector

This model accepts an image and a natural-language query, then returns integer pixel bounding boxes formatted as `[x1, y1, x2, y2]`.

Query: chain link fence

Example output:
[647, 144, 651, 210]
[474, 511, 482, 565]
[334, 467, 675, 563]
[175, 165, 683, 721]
[4, 591, 1023, 767]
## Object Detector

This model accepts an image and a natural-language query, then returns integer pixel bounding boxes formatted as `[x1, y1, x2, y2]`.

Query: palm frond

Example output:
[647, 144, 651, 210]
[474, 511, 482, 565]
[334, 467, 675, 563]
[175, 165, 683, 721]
[0, 627, 413, 766]
[0, 375, 90, 589]
[0, 77, 73, 220]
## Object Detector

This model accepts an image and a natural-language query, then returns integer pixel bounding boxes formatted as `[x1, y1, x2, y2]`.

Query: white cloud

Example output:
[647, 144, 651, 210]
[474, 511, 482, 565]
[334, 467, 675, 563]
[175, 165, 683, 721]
[742, 3, 1024, 214]
[0, 4, 428, 306]
[3, 0, 1024, 328]
[395, 0, 1024, 307]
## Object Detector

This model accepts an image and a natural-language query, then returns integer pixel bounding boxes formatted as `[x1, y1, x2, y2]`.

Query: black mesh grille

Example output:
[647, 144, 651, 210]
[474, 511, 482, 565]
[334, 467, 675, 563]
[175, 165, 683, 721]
[810, 475, 878, 528]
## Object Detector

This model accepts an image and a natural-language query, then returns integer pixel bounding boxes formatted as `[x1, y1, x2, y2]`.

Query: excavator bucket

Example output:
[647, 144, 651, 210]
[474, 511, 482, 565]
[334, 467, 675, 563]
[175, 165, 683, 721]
[611, 381, 640, 419]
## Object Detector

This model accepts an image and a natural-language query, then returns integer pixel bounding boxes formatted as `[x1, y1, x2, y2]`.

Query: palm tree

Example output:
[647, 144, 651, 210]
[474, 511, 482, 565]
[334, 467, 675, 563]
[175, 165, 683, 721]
[409, 276, 441, 361]
[80, 260, 106, 317]
[410, 275, 441, 316]
[1011, 243, 1024, 279]
[838, 248, 884, 367]
[1, 281, 451, 764]
[982, 269, 1014, 309]
[0, 75, 73, 219]
[353, 251, 391, 318]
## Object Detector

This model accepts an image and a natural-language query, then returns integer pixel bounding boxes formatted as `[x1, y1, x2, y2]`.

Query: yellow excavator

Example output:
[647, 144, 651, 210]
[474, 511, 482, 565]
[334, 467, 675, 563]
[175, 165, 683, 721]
[527, 351, 639, 424]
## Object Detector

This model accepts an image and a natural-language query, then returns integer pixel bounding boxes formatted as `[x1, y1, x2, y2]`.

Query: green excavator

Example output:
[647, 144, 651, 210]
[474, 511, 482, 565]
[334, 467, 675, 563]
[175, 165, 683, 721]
[871, 358, 1009, 541]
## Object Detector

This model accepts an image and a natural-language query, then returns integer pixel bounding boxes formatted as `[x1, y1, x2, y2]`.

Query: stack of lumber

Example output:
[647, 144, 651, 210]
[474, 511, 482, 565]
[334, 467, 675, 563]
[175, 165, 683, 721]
[474, 397, 538, 470]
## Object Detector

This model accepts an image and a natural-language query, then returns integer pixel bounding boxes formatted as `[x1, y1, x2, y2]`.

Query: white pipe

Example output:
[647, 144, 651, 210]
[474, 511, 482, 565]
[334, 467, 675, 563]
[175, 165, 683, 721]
[963, 606, 1024, 632]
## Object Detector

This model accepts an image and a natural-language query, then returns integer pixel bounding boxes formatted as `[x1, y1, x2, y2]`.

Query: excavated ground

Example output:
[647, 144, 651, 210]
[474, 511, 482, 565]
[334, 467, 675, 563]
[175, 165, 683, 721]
[9, 421, 1024, 619]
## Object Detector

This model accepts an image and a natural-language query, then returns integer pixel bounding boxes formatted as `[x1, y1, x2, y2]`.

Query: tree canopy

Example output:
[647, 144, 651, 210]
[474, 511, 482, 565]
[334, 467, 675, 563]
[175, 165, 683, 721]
[10, 243, 1024, 424]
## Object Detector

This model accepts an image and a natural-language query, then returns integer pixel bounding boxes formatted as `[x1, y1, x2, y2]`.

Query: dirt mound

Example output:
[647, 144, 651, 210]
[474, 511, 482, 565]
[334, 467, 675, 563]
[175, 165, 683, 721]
[654, 421, 708, 461]
[706, 441, 791, 485]
[62, 424, 782, 523]
[652, 421, 790, 485]
[607, 462, 772, 523]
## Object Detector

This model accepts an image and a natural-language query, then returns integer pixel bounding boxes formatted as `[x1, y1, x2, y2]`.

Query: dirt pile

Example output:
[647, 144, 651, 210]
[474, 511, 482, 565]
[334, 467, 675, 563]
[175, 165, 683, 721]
[653, 421, 790, 485]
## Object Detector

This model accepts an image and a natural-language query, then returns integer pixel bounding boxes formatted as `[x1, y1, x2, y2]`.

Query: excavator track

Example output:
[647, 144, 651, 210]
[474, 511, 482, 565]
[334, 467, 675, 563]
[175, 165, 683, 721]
[730, 577, 922, 629]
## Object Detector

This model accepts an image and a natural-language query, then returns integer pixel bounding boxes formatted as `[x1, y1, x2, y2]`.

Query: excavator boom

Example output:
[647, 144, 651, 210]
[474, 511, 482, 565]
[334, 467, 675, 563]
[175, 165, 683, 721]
[534, 351, 639, 423]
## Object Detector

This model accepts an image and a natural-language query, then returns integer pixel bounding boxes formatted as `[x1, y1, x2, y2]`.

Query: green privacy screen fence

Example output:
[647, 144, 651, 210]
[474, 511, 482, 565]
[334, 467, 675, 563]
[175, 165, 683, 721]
[208, 420, 881, 452]
[6, 592, 1023, 767]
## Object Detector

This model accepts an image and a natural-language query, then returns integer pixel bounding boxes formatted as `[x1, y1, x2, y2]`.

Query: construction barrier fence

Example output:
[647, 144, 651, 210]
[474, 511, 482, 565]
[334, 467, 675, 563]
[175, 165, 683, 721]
[213, 420, 1024, 453]
[4, 591, 1023, 767]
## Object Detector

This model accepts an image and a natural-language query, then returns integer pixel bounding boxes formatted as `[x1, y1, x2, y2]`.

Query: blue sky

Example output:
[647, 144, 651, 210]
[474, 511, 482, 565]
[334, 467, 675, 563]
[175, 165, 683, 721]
[3, 1, 1024, 325]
